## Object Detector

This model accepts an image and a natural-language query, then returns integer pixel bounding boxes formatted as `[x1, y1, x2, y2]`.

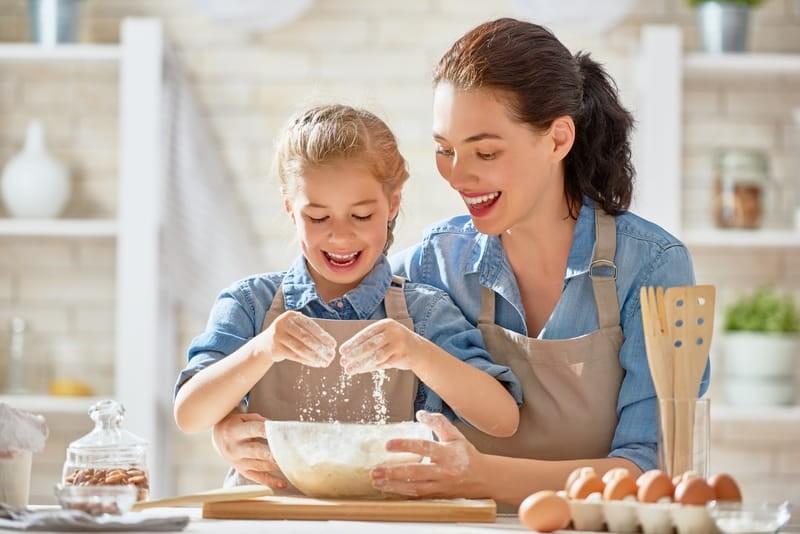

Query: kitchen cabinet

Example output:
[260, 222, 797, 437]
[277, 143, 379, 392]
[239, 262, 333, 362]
[0, 19, 262, 498]
[632, 26, 800, 415]
[632, 24, 800, 248]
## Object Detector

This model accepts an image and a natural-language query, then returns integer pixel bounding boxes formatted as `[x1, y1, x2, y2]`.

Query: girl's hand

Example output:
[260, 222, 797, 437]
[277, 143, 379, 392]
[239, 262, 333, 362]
[212, 412, 288, 489]
[263, 310, 336, 367]
[338, 319, 423, 375]
[369, 410, 490, 499]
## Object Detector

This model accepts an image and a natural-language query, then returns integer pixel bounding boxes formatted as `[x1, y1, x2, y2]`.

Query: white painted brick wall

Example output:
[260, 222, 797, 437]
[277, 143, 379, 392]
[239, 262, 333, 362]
[1, 0, 799, 504]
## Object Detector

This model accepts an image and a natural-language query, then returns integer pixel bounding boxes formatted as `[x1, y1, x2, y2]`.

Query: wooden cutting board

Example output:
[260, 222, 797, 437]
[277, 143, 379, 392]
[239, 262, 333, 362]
[131, 485, 273, 511]
[202, 495, 497, 523]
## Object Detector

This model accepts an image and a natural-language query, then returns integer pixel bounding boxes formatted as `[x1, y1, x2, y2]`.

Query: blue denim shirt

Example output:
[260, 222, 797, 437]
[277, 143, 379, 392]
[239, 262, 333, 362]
[174, 254, 522, 422]
[390, 201, 708, 471]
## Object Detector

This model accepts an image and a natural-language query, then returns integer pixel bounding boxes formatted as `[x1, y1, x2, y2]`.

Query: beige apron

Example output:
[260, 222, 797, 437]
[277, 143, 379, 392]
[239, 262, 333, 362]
[224, 275, 419, 488]
[457, 210, 624, 462]
[248, 275, 418, 423]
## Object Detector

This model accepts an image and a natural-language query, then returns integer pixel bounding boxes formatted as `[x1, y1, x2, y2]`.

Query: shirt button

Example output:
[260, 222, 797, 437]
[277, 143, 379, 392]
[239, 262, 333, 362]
[336, 301, 344, 308]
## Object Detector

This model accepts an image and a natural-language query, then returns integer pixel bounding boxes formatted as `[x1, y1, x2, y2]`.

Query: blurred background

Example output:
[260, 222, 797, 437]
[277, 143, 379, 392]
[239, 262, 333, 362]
[0, 0, 798, 504]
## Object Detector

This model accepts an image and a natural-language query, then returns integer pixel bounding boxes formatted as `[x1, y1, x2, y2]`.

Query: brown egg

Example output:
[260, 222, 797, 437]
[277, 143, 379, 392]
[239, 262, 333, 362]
[518, 490, 571, 532]
[568, 472, 605, 499]
[564, 466, 595, 492]
[636, 469, 674, 503]
[672, 470, 700, 487]
[708, 473, 743, 502]
[602, 467, 631, 485]
[674, 477, 715, 505]
[603, 475, 638, 500]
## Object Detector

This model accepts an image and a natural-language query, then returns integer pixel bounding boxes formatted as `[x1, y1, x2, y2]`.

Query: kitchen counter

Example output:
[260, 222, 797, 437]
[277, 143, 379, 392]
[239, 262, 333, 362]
[181, 508, 529, 533]
[19, 506, 532, 533]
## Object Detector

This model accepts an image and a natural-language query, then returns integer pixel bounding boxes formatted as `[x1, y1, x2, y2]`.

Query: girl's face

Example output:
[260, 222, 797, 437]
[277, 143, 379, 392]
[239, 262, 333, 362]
[285, 161, 400, 302]
[432, 83, 567, 235]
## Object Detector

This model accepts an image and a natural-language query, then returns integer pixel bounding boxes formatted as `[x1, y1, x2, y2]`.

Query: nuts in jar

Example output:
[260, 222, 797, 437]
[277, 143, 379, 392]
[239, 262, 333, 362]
[60, 400, 150, 502]
[63, 467, 149, 501]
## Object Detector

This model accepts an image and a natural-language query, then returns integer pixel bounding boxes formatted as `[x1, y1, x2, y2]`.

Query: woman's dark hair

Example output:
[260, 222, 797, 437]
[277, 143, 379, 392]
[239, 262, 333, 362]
[433, 17, 634, 217]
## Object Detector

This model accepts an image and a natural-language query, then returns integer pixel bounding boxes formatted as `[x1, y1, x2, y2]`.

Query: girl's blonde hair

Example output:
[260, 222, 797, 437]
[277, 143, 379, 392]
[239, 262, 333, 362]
[273, 104, 409, 252]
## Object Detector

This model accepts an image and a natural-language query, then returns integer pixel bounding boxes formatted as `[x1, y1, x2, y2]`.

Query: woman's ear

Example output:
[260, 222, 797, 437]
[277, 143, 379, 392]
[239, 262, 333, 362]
[550, 116, 575, 163]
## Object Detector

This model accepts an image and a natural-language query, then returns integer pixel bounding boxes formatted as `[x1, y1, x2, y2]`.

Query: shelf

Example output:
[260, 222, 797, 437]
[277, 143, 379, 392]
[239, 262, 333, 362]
[0, 43, 120, 62]
[0, 218, 117, 237]
[711, 403, 800, 422]
[684, 52, 800, 79]
[682, 228, 800, 248]
[0, 394, 103, 414]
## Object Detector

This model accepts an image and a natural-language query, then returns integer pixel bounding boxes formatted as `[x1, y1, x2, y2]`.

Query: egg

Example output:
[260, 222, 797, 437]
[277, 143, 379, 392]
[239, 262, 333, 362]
[674, 476, 715, 505]
[603, 474, 638, 500]
[708, 473, 742, 502]
[636, 469, 674, 503]
[518, 490, 571, 532]
[568, 471, 605, 500]
[601, 467, 631, 485]
[564, 466, 595, 492]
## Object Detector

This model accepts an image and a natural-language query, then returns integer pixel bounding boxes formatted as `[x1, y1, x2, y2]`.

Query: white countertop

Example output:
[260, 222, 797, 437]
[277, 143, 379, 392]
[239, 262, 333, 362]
[161, 508, 530, 533]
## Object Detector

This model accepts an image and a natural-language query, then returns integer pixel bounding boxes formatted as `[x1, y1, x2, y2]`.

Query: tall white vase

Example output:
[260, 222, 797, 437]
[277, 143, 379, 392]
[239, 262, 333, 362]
[1, 121, 70, 218]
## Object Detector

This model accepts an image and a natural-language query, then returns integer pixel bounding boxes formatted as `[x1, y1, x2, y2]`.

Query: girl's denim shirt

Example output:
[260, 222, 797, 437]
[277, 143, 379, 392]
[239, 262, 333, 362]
[175, 254, 522, 422]
[390, 201, 707, 472]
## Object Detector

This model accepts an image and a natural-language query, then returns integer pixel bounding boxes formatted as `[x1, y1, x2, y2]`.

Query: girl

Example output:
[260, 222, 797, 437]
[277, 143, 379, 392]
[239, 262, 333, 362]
[173, 104, 521, 489]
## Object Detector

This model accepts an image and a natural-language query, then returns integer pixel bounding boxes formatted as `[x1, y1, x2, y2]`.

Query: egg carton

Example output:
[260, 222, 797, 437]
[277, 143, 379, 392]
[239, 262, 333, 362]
[568, 497, 714, 534]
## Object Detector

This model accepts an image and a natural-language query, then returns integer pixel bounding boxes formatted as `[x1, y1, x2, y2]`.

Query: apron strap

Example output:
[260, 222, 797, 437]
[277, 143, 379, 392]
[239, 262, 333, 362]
[384, 275, 411, 322]
[589, 209, 620, 329]
[262, 284, 287, 331]
[478, 285, 496, 327]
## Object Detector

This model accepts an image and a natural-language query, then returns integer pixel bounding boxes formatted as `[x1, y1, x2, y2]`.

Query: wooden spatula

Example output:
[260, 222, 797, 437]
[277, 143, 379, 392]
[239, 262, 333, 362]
[641, 286, 678, 475]
[663, 285, 715, 475]
[131, 484, 273, 511]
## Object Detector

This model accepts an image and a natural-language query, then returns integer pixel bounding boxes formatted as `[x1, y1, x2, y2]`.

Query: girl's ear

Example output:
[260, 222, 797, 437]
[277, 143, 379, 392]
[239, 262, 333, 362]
[388, 189, 402, 220]
[283, 198, 296, 224]
[550, 115, 575, 163]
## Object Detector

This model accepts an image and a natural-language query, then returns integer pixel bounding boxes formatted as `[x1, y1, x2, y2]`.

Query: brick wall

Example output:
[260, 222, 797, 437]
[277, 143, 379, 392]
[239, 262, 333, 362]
[1, 0, 799, 504]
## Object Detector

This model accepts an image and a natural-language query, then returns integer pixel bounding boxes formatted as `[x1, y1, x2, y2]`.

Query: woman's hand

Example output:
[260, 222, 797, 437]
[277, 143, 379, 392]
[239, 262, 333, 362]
[339, 319, 424, 375]
[211, 411, 287, 489]
[263, 310, 336, 367]
[369, 410, 491, 499]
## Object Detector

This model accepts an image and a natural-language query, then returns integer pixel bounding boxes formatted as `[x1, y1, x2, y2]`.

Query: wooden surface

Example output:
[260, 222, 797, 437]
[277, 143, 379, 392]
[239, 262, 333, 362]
[131, 485, 273, 511]
[202, 495, 497, 523]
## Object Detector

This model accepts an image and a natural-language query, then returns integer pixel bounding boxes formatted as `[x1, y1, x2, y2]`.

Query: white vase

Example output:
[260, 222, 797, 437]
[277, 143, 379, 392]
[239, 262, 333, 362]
[1, 121, 70, 218]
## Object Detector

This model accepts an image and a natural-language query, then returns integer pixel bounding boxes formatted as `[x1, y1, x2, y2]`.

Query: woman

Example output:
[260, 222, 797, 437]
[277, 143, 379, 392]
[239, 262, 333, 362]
[211, 18, 707, 506]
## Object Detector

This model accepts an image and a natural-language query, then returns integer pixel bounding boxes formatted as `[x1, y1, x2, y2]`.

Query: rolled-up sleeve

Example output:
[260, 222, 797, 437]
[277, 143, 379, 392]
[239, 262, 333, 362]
[404, 284, 523, 422]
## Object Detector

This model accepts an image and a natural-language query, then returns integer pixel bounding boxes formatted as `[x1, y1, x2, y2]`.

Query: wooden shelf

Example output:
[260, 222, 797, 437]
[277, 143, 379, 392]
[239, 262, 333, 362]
[685, 52, 800, 79]
[682, 228, 800, 248]
[0, 218, 117, 237]
[0, 43, 120, 62]
[0, 394, 103, 414]
[711, 403, 800, 422]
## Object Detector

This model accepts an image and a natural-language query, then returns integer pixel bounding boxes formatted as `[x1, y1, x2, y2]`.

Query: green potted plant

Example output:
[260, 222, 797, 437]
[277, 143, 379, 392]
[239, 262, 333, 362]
[687, 0, 767, 53]
[722, 287, 799, 406]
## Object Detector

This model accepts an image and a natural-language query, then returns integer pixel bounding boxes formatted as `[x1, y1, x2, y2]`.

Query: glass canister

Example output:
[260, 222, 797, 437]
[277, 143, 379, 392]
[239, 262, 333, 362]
[61, 399, 149, 501]
[712, 148, 769, 229]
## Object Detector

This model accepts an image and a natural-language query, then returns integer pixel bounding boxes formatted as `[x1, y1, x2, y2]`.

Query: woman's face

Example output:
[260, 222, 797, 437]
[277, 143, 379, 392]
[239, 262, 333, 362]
[285, 161, 399, 302]
[432, 83, 566, 235]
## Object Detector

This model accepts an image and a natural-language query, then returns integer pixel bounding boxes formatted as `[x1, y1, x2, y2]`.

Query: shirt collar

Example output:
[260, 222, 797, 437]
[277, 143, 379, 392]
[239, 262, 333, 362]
[565, 199, 597, 279]
[472, 197, 598, 282]
[281, 254, 392, 318]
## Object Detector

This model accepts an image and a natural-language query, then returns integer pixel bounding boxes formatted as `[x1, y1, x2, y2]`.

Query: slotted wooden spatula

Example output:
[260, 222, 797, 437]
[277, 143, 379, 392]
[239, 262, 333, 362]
[664, 285, 716, 475]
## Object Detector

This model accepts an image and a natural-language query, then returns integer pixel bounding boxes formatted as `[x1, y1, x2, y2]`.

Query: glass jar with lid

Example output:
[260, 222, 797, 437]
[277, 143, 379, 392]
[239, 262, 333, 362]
[712, 148, 769, 229]
[61, 399, 149, 501]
